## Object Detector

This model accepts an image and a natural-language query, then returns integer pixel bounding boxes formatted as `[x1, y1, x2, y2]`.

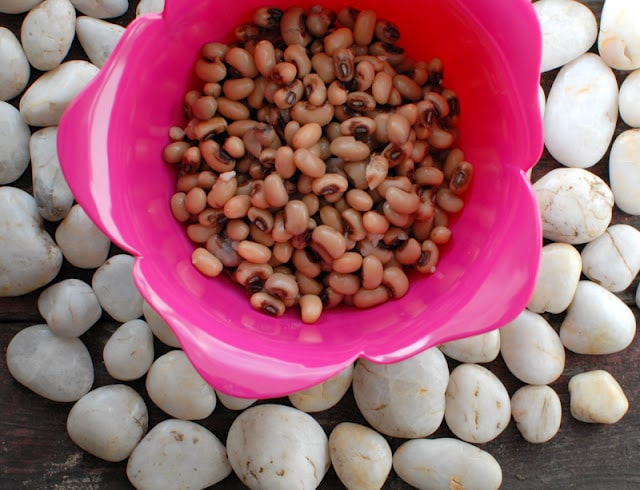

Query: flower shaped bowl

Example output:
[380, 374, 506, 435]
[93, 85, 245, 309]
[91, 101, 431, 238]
[58, 0, 543, 398]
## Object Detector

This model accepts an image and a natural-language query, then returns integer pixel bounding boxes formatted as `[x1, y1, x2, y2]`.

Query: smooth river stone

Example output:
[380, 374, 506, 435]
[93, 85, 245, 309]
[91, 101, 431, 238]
[560, 280, 636, 355]
[145, 350, 216, 420]
[226, 404, 330, 489]
[288, 363, 353, 412]
[352, 347, 449, 438]
[103, 319, 154, 381]
[67, 384, 148, 462]
[0, 101, 30, 184]
[19, 60, 99, 127]
[610, 129, 640, 215]
[55, 204, 111, 268]
[142, 300, 181, 347]
[534, 0, 598, 72]
[445, 363, 511, 444]
[127, 419, 231, 489]
[136, 0, 164, 16]
[393, 438, 502, 490]
[70, 0, 128, 18]
[438, 329, 500, 364]
[21, 0, 76, 71]
[0, 28, 30, 101]
[92, 254, 144, 322]
[598, 0, 640, 70]
[619, 71, 640, 128]
[329, 422, 392, 490]
[215, 391, 256, 411]
[0, 187, 62, 296]
[38, 278, 102, 338]
[30, 126, 74, 221]
[0, 0, 43, 13]
[500, 309, 565, 385]
[581, 224, 640, 292]
[569, 370, 629, 424]
[76, 16, 125, 68]
[6, 324, 93, 402]
[543, 53, 618, 169]
[533, 167, 614, 244]
[528, 242, 582, 314]
[511, 385, 562, 444]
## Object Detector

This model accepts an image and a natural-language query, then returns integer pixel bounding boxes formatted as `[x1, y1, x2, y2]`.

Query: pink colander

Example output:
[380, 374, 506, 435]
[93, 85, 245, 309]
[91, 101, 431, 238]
[58, 0, 543, 398]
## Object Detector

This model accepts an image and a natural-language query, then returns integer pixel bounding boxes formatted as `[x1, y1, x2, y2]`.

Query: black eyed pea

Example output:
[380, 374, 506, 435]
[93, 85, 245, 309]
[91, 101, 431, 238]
[311, 173, 349, 198]
[382, 266, 409, 298]
[355, 60, 376, 91]
[222, 77, 255, 101]
[428, 121, 455, 149]
[225, 46, 258, 78]
[283, 200, 310, 236]
[263, 173, 289, 208]
[327, 80, 349, 106]
[265, 272, 299, 307]
[385, 186, 420, 214]
[319, 205, 344, 233]
[280, 6, 312, 47]
[272, 212, 294, 243]
[206, 235, 242, 268]
[237, 240, 272, 264]
[324, 27, 354, 56]
[275, 146, 296, 179]
[298, 294, 323, 324]
[436, 187, 465, 214]
[194, 56, 227, 83]
[332, 251, 364, 274]
[342, 207, 367, 242]
[216, 97, 251, 120]
[273, 241, 294, 264]
[306, 4, 335, 37]
[415, 239, 439, 274]
[415, 166, 445, 187]
[271, 62, 297, 86]
[191, 95, 218, 120]
[362, 210, 390, 234]
[322, 286, 345, 309]
[198, 208, 227, 227]
[362, 255, 384, 289]
[395, 237, 422, 265]
[449, 161, 474, 195]
[312, 225, 347, 260]
[252, 6, 283, 28]
[302, 193, 321, 217]
[187, 223, 217, 243]
[226, 219, 250, 241]
[303, 73, 328, 106]
[293, 148, 326, 178]
[330, 136, 371, 162]
[207, 172, 238, 208]
[292, 122, 323, 149]
[382, 201, 414, 228]
[284, 44, 312, 78]
[249, 224, 275, 249]
[292, 249, 323, 278]
[163, 141, 190, 164]
[222, 136, 246, 160]
[327, 272, 361, 296]
[296, 271, 324, 295]
[353, 285, 390, 309]
[346, 91, 376, 112]
[290, 101, 335, 126]
[353, 9, 376, 46]
[250, 291, 286, 317]
[254, 39, 277, 78]
[430, 225, 452, 245]
[223, 194, 251, 219]
[247, 207, 275, 233]
[192, 247, 224, 277]
[197, 171, 217, 190]
[170, 192, 191, 222]
[365, 154, 389, 190]
[310, 52, 336, 84]
[345, 189, 374, 212]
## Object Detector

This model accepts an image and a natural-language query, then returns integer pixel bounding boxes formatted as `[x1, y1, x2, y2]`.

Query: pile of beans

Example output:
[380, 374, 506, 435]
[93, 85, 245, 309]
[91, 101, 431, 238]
[163, 5, 474, 323]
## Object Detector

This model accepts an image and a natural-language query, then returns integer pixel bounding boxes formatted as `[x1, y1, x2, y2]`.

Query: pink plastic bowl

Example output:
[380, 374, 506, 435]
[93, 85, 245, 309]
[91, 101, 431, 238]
[58, 0, 543, 398]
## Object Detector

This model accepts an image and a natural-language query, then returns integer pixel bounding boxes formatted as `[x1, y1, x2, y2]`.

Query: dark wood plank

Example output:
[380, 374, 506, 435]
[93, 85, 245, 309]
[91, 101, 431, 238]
[3, 1, 640, 488]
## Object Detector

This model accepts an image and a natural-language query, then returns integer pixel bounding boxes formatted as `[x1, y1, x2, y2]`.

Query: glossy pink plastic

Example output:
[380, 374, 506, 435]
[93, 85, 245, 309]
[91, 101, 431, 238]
[58, 0, 543, 398]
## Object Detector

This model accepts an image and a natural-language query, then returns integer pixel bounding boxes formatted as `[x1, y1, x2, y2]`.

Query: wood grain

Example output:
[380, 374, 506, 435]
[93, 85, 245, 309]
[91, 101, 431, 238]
[2, 1, 640, 488]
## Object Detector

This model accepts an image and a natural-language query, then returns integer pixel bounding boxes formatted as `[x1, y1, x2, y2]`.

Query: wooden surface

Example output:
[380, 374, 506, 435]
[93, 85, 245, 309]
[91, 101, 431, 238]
[2, 1, 639, 488]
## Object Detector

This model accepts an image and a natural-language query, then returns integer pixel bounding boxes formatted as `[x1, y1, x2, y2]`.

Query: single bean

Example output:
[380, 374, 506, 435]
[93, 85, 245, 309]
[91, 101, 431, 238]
[386, 113, 411, 145]
[296, 271, 323, 296]
[184, 187, 207, 215]
[192, 247, 224, 277]
[249, 179, 270, 209]
[393, 74, 422, 101]
[449, 161, 474, 195]
[376, 176, 413, 198]
[194, 116, 227, 140]
[216, 97, 251, 120]
[191, 95, 217, 120]
[430, 225, 452, 245]
[194, 56, 227, 82]
[227, 119, 259, 137]
[340, 116, 376, 138]
[322, 286, 345, 309]
[369, 41, 405, 65]
[298, 294, 323, 323]
[207, 235, 242, 268]
[327, 272, 361, 296]
[303, 73, 327, 106]
[225, 46, 258, 78]
[425, 91, 450, 119]
[271, 62, 297, 85]
[262, 173, 288, 208]
[292, 248, 322, 278]
[387, 87, 403, 106]
[292, 122, 323, 149]
[226, 219, 250, 241]
[250, 291, 285, 317]
[354, 9, 376, 46]
[281, 6, 312, 46]
[415, 239, 439, 274]
[312, 225, 347, 259]
[412, 217, 434, 241]
[364, 154, 389, 190]
[345, 188, 374, 211]
[293, 148, 326, 177]
[311, 173, 349, 197]
[327, 80, 348, 106]
[290, 101, 335, 126]
[382, 201, 414, 228]
[428, 121, 455, 149]
[254, 39, 276, 77]
[283, 200, 310, 236]
[237, 240, 272, 264]
[443, 148, 465, 179]
[415, 166, 444, 187]
[222, 77, 255, 101]
[284, 120, 301, 146]
[272, 241, 294, 264]
[436, 187, 465, 213]
[284, 44, 311, 78]
[354, 60, 375, 92]
[163, 141, 190, 164]
[252, 6, 283, 28]
[382, 266, 409, 298]
[330, 136, 371, 162]
[362, 255, 384, 289]
[346, 91, 376, 112]
[375, 18, 400, 43]
[176, 173, 199, 192]
[274, 146, 296, 179]
[265, 272, 299, 307]
[274, 79, 305, 109]
[415, 189, 436, 221]
[222, 136, 246, 160]
[395, 237, 422, 265]
[223, 194, 251, 219]
[247, 207, 275, 233]
[187, 223, 217, 243]
[306, 4, 335, 37]
[386, 186, 420, 214]
[353, 286, 390, 308]
[310, 137, 332, 160]
[202, 82, 222, 98]
[362, 210, 390, 234]
[396, 103, 418, 126]
[434, 206, 449, 227]
[310, 52, 336, 84]
[297, 174, 314, 194]
[170, 192, 190, 222]
[271, 212, 293, 243]
[198, 208, 226, 227]
[337, 6, 359, 28]
[324, 27, 354, 55]
[207, 172, 237, 208]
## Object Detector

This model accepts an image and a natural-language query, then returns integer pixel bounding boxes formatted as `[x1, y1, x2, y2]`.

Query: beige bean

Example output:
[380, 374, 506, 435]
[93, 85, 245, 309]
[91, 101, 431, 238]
[311, 173, 349, 197]
[327, 80, 348, 106]
[263, 173, 289, 208]
[365, 154, 389, 190]
[436, 187, 464, 213]
[176, 174, 199, 193]
[428, 122, 455, 149]
[443, 148, 465, 179]
[345, 188, 373, 211]
[292, 249, 322, 278]
[434, 206, 449, 227]
[272, 241, 294, 264]
[194, 56, 227, 83]
[223, 194, 251, 219]
[332, 252, 363, 274]
[237, 240, 271, 264]
[297, 174, 314, 194]
[186, 223, 217, 243]
[376, 176, 413, 198]
[412, 217, 434, 241]
[395, 237, 422, 265]
[252, 6, 283, 28]
[382, 266, 409, 298]
[201, 42, 229, 59]
[265, 272, 299, 307]
[337, 6, 359, 28]
[382, 201, 413, 228]
[342, 160, 367, 190]
[386, 113, 411, 146]
[216, 97, 250, 120]
[346, 91, 376, 112]
[355, 60, 375, 91]
[254, 40, 276, 77]
[208, 172, 237, 208]
[271, 62, 297, 85]
[332, 47, 355, 82]
[311, 137, 332, 160]
[415, 190, 436, 221]
[225, 46, 258, 78]
[327, 272, 360, 296]
[247, 207, 275, 233]
[340, 116, 376, 138]
[191, 95, 217, 120]
[396, 103, 418, 126]
[226, 219, 250, 241]
[340, 208, 366, 242]
[275, 146, 296, 179]
[312, 225, 347, 260]
[310, 52, 336, 84]
[284, 44, 311, 78]
[362, 255, 384, 289]
[317, 205, 341, 233]
[202, 82, 222, 98]
[393, 74, 422, 101]
[284, 120, 301, 146]
[415, 166, 444, 187]
[198, 208, 226, 227]
[415, 239, 439, 274]
[353, 9, 376, 46]
[170, 192, 190, 222]
[292, 122, 322, 149]
[362, 210, 390, 234]
[353, 286, 390, 308]
[298, 294, 323, 323]
[227, 119, 259, 137]
[163, 141, 190, 164]
[281, 7, 312, 46]
[234, 261, 272, 289]
[222, 78, 255, 101]
[250, 291, 285, 317]
[306, 4, 335, 37]
[221, 136, 244, 160]
[369, 41, 405, 65]
[283, 200, 310, 236]
[293, 148, 326, 177]
[372, 71, 393, 105]
[449, 161, 474, 195]
[375, 18, 400, 43]
[303, 73, 327, 106]
[274, 79, 304, 109]
[430, 225, 452, 245]
[425, 91, 450, 119]
[247, 76, 267, 109]
[194, 116, 227, 141]
[184, 187, 207, 215]
[192, 247, 224, 277]
[387, 87, 403, 106]
[330, 136, 371, 162]
[290, 101, 335, 126]
[324, 27, 354, 55]
[385, 186, 420, 214]
[296, 271, 324, 295]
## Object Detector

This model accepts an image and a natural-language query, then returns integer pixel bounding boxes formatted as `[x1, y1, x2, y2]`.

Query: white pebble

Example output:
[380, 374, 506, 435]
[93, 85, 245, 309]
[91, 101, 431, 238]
[21, 0, 75, 71]
[70, 0, 128, 18]
[92, 254, 144, 322]
[127, 419, 231, 490]
[19, 60, 99, 127]
[598, 0, 640, 70]
[135, 0, 163, 16]
[55, 204, 111, 268]
[352, 348, 449, 438]
[103, 319, 154, 381]
[609, 129, 640, 215]
[0, 187, 62, 296]
[214, 391, 256, 411]
[329, 422, 392, 490]
[581, 224, 640, 292]
[226, 404, 330, 489]
[538, 84, 546, 118]
[534, 0, 598, 72]
[438, 329, 500, 364]
[393, 438, 502, 490]
[145, 350, 216, 420]
[0, 0, 43, 14]
[67, 384, 148, 462]
[560, 280, 636, 355]
[288, 364, 353, 412]
[0, 28, 30, 101]
[30, 126, 74, 221]
[142, 300, 180, 347]
[543, 53, 618, 168]
[76, 16, 125, 68]
[511, 385, 562, 444]
[533, 167, 614, 244]
[500, 310, 565, 385]
[6, 324, 93, 402]
[38, 278, 101, 337]
[445, 363, 511, 443]
[619, 70, 640, 127]
[528, 242, 582, 314]
[0, 101, 30, 184]
[569, 370, 629, 424]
